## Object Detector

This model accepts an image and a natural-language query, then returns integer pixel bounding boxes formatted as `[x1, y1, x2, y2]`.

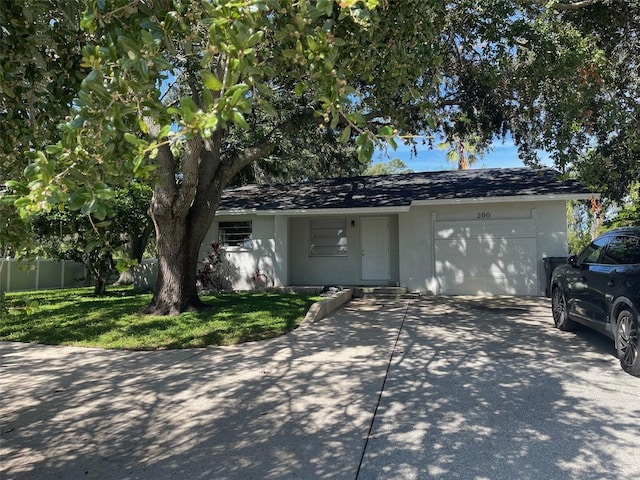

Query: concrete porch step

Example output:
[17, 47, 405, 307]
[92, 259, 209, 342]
[353, 286, 413, 299]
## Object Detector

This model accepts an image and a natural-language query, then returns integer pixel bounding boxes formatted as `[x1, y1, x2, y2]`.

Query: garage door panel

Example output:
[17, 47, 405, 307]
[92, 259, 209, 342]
[435, 238, 503, 256]
[435, 221, 535, 240]
[436, 256, 535, 277]
[507, 222, 536, 237]
[434, 220, 537, 296]
[437, 274, 537, 296]
[436, 238, 535, 263]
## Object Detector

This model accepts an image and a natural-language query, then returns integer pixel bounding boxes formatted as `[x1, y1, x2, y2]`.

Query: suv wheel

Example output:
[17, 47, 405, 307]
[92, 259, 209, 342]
[552, 287, 575, 331]
[616, 309, 640, 377]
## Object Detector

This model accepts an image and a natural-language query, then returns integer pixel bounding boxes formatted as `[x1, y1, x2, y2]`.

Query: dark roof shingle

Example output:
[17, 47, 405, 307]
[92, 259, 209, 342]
[218, 167, 593, 212]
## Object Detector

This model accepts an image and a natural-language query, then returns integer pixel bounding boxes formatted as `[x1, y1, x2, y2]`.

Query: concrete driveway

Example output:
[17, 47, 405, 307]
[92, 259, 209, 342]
[2, 296, 639, 480]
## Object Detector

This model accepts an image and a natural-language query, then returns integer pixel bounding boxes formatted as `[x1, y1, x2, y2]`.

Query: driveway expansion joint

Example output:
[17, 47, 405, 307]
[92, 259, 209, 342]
[355, 299, 412, 480]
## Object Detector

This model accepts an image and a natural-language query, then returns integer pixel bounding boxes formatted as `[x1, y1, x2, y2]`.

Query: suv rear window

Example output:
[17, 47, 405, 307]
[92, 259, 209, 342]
[602, 235, 640, 265]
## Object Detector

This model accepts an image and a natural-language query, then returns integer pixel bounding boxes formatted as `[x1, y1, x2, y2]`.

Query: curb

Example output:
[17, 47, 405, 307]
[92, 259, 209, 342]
[303, 288, 353, 324]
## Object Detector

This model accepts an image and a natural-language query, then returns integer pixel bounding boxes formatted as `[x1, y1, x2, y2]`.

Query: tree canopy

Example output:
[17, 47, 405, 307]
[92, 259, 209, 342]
[1, 0, 87, 256]
[2, 0, 636, 313]
[559, 0, 640, 202]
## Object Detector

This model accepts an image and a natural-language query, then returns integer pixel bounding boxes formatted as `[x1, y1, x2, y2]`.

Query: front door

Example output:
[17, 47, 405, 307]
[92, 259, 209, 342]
[361, 217, 390, 281]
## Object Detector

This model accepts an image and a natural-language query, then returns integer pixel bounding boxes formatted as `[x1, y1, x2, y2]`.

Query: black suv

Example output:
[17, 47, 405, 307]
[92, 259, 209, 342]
[550, 227, 640, 376]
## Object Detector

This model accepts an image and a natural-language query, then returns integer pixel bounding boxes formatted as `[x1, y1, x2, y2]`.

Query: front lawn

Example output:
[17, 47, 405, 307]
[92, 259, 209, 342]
[0, 287, 321, 350]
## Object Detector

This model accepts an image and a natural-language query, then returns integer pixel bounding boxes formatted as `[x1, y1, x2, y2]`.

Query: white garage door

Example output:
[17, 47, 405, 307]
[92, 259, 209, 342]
[434, 219, 538, 295]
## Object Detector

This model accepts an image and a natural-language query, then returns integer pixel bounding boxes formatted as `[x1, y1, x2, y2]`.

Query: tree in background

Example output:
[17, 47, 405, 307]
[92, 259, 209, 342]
[225, 90, 366, 185]
[111, 183, 155, 286]
[604, 184, 640, 229]
[437, 133, 484, 170]
[542, 1, 640, 246]
[556, 1, 640, 204]
[364, 158, 413, 176]
[30, 184, 153, 295]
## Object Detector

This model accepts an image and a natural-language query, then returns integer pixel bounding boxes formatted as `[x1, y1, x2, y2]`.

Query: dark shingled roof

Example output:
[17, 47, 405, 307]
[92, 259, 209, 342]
[218, 167, 593, 212]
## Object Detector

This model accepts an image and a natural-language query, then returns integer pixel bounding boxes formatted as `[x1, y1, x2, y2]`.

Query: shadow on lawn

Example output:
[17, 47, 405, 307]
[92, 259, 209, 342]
[0, 291, 317, 348]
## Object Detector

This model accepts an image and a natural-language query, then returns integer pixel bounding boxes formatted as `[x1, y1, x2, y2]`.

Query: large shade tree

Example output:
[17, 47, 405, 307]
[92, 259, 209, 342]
[3, 0, 627, 314]
[559, 0, 640, 203]
[0, 0, 87, 256]
[11, 0, 408, 315]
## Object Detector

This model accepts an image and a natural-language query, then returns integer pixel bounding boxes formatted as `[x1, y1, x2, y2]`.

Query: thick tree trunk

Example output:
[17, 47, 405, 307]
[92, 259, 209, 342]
[141, 111, 276, 316]
[143, 214, 210, 315]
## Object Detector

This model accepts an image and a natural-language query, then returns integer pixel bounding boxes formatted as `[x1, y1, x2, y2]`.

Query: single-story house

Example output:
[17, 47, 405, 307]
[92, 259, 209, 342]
[200, 167, 595, 296]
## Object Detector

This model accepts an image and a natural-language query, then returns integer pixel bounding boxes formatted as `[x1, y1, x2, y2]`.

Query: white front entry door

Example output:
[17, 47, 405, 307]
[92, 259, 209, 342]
[361, 217, 390, 281]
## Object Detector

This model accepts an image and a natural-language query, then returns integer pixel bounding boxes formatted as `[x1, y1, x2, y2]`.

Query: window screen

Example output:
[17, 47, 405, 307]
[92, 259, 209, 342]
[218, 221, 252, 248]
[310, 219, 348, 256]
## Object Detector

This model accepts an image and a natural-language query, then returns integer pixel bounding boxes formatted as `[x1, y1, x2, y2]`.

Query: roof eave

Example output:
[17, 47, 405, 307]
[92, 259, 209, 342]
[410, 193, 598, 206]
[217, 193, 598, 215]
[216, 205, 412, 216]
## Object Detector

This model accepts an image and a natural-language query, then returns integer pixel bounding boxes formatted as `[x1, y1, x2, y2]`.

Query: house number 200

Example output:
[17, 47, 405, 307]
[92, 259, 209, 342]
[477, 212, 491, 219]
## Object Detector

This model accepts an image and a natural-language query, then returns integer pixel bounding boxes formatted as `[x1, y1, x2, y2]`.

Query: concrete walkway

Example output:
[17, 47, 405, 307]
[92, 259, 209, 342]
[2, 297, 640, 479]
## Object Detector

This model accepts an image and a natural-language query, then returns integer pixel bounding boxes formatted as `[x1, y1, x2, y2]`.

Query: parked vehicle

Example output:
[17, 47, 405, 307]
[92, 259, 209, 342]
[550, 227, 640, 376]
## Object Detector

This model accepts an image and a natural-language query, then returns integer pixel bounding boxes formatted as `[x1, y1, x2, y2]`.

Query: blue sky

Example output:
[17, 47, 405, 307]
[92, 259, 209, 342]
[373, 135, 550, 172]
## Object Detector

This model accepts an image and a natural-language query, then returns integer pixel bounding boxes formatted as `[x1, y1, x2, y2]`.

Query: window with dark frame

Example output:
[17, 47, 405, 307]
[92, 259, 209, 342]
[602, 235, 640, 265]
[218, 221, 252, 248]
[579, 236, 609, 264]
[310, 219, 348, 257]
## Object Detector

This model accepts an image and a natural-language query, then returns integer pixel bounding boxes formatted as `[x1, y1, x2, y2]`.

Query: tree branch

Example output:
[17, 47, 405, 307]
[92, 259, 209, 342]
[522, 0, 603, 11]
[146, 118, 178, 218]
[174, 136, 203, 217]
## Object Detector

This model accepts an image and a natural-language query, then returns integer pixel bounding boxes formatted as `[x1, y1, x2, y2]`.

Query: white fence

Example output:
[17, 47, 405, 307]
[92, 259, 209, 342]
[0, 258, 87, 292]
[132, 259, 158, 292]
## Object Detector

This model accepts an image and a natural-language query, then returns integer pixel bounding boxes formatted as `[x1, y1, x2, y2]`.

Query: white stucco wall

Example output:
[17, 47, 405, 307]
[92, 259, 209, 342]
[201, 215, 287, 290]
[288, 215, 399, 287]
[210, 200, 569, 294]
[398, 207, 433, 294]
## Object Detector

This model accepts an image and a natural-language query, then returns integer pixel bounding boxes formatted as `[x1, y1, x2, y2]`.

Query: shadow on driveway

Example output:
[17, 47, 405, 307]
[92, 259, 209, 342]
[358, 296, 640, 480]
[2, 296, 639, 480]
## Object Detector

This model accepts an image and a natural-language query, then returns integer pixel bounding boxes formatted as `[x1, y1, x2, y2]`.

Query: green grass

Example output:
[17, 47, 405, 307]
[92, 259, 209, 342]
[0, 287, 321, 350]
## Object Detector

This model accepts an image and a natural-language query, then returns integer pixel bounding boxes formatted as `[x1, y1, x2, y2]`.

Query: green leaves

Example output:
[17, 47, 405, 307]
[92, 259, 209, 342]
[201, 71, 223, 91]
[339, 125, 352, 144]
[118, 36, 140, 60]
[124, 133, 145, 146]
[377, 126, 395, 138]
[232, 111, 249, 130]
[356, 132, 375, 162]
